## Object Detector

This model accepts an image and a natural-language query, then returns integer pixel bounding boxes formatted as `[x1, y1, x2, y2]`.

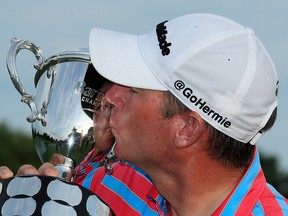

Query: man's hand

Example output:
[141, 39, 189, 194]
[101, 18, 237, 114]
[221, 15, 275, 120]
[0, 163, 58, 180]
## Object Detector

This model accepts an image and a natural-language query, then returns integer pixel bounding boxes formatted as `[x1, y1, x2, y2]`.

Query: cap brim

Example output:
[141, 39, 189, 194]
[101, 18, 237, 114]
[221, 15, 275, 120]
[89, 28, 166, 91]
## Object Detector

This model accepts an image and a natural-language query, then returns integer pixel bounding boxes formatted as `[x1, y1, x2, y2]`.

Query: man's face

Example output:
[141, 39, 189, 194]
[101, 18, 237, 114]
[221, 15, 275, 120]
[104, 84, 175, 168]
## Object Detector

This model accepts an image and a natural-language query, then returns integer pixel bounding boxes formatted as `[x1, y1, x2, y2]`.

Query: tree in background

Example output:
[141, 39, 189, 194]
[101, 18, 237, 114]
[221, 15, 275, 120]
[0, 123, 41, 173]
[0, 122, 287, 198]
[260, 153, 288, 198]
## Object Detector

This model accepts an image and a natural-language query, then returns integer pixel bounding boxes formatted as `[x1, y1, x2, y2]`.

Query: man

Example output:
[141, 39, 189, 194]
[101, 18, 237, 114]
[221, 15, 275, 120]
[1, 13, 287, 215]
[75, 65, 168, 215]
[0, 64, 167, 216]
[88, 13, 288, 215]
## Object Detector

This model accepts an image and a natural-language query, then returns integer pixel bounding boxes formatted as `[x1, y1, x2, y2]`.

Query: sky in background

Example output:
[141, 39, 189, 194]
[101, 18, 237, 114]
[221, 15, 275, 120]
[0, 0, 287, 171]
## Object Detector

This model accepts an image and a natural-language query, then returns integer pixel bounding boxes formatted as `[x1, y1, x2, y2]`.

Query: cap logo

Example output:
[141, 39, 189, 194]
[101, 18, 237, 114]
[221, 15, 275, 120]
[174, 80, 232, 128]
[156, 20, 172, 56]
[276, 80, 279, 96]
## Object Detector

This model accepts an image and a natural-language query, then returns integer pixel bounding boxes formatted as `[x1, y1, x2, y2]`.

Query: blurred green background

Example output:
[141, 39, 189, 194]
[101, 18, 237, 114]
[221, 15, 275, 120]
[0, 123, 41, 173]
[1, 122, 287, 198]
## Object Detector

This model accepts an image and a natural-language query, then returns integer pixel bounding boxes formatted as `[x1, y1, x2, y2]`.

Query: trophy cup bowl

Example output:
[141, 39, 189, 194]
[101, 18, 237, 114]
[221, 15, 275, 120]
[6, 38, 99, 180]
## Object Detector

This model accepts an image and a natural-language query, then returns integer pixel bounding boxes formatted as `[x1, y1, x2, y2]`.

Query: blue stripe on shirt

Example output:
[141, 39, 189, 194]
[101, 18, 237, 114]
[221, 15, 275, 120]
[82, 162, 101, 189]
[102, 174, 158, 216]
[251, 201, 265, 215]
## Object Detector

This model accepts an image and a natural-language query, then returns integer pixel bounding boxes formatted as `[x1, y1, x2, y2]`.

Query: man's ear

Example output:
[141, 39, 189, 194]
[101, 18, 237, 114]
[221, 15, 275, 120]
[174, 111, 205, 149]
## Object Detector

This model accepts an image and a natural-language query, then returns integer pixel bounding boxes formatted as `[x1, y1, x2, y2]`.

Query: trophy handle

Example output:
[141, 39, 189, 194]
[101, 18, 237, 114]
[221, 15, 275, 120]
[6, 38, 46, 125]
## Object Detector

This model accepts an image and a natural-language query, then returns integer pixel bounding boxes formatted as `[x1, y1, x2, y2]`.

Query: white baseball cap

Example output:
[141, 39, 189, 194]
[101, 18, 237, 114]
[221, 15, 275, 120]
[89, 13, 278, 144]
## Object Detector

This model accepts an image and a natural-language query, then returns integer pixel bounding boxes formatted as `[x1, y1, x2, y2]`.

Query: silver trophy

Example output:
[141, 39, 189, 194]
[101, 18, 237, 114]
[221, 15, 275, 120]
[6, 38, 97, 180]
[1, 38, 113, 215]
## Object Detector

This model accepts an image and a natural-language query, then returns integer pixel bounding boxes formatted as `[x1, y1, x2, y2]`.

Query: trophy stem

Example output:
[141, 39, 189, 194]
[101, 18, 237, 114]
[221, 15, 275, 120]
[55, 156, 75, 181]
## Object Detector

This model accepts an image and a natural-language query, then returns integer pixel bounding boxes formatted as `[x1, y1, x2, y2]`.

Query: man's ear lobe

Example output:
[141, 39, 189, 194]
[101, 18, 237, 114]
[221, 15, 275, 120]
[174, 111, 205, 149]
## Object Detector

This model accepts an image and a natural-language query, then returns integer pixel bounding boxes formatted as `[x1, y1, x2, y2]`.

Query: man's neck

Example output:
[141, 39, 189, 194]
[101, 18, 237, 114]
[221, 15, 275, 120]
[148, 155, 246, 216]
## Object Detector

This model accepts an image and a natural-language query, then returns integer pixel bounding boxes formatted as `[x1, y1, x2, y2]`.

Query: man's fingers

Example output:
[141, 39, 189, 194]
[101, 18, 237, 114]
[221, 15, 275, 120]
[38, 163, 58, 177]
[50, 153, 65, 165]
[16, 164, 39, 176]
[1, 163, 58, 179]
[0, 166, 14, 179]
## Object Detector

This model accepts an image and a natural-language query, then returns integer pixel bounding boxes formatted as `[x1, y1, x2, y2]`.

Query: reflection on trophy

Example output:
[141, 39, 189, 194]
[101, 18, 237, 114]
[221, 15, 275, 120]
[0, 38, 112, 215]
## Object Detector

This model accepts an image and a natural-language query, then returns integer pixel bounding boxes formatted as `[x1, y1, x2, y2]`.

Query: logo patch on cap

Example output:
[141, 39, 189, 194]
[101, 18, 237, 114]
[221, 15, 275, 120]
[156, 20, 172, 56]
[174, 80, 232, 129]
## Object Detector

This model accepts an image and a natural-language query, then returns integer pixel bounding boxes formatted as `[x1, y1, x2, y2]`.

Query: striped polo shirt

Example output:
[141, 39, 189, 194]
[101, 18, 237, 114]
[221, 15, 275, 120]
[74, 148, 288, 215]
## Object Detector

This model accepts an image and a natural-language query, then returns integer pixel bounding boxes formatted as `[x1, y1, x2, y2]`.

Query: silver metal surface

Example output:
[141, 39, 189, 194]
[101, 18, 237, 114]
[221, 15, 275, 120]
[6, 39, 95, 180]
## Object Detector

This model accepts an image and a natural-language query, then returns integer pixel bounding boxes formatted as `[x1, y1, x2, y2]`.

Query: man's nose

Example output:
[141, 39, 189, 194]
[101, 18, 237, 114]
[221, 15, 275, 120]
[105, 84, 128, 109]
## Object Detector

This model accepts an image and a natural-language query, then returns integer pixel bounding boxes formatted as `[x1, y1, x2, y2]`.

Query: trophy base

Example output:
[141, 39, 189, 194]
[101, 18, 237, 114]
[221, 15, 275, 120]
[0, 175, 111, 216]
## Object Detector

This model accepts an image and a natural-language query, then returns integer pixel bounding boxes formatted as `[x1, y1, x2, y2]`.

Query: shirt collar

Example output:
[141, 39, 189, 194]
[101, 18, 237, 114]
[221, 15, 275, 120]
[213, 148, 266, 215]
